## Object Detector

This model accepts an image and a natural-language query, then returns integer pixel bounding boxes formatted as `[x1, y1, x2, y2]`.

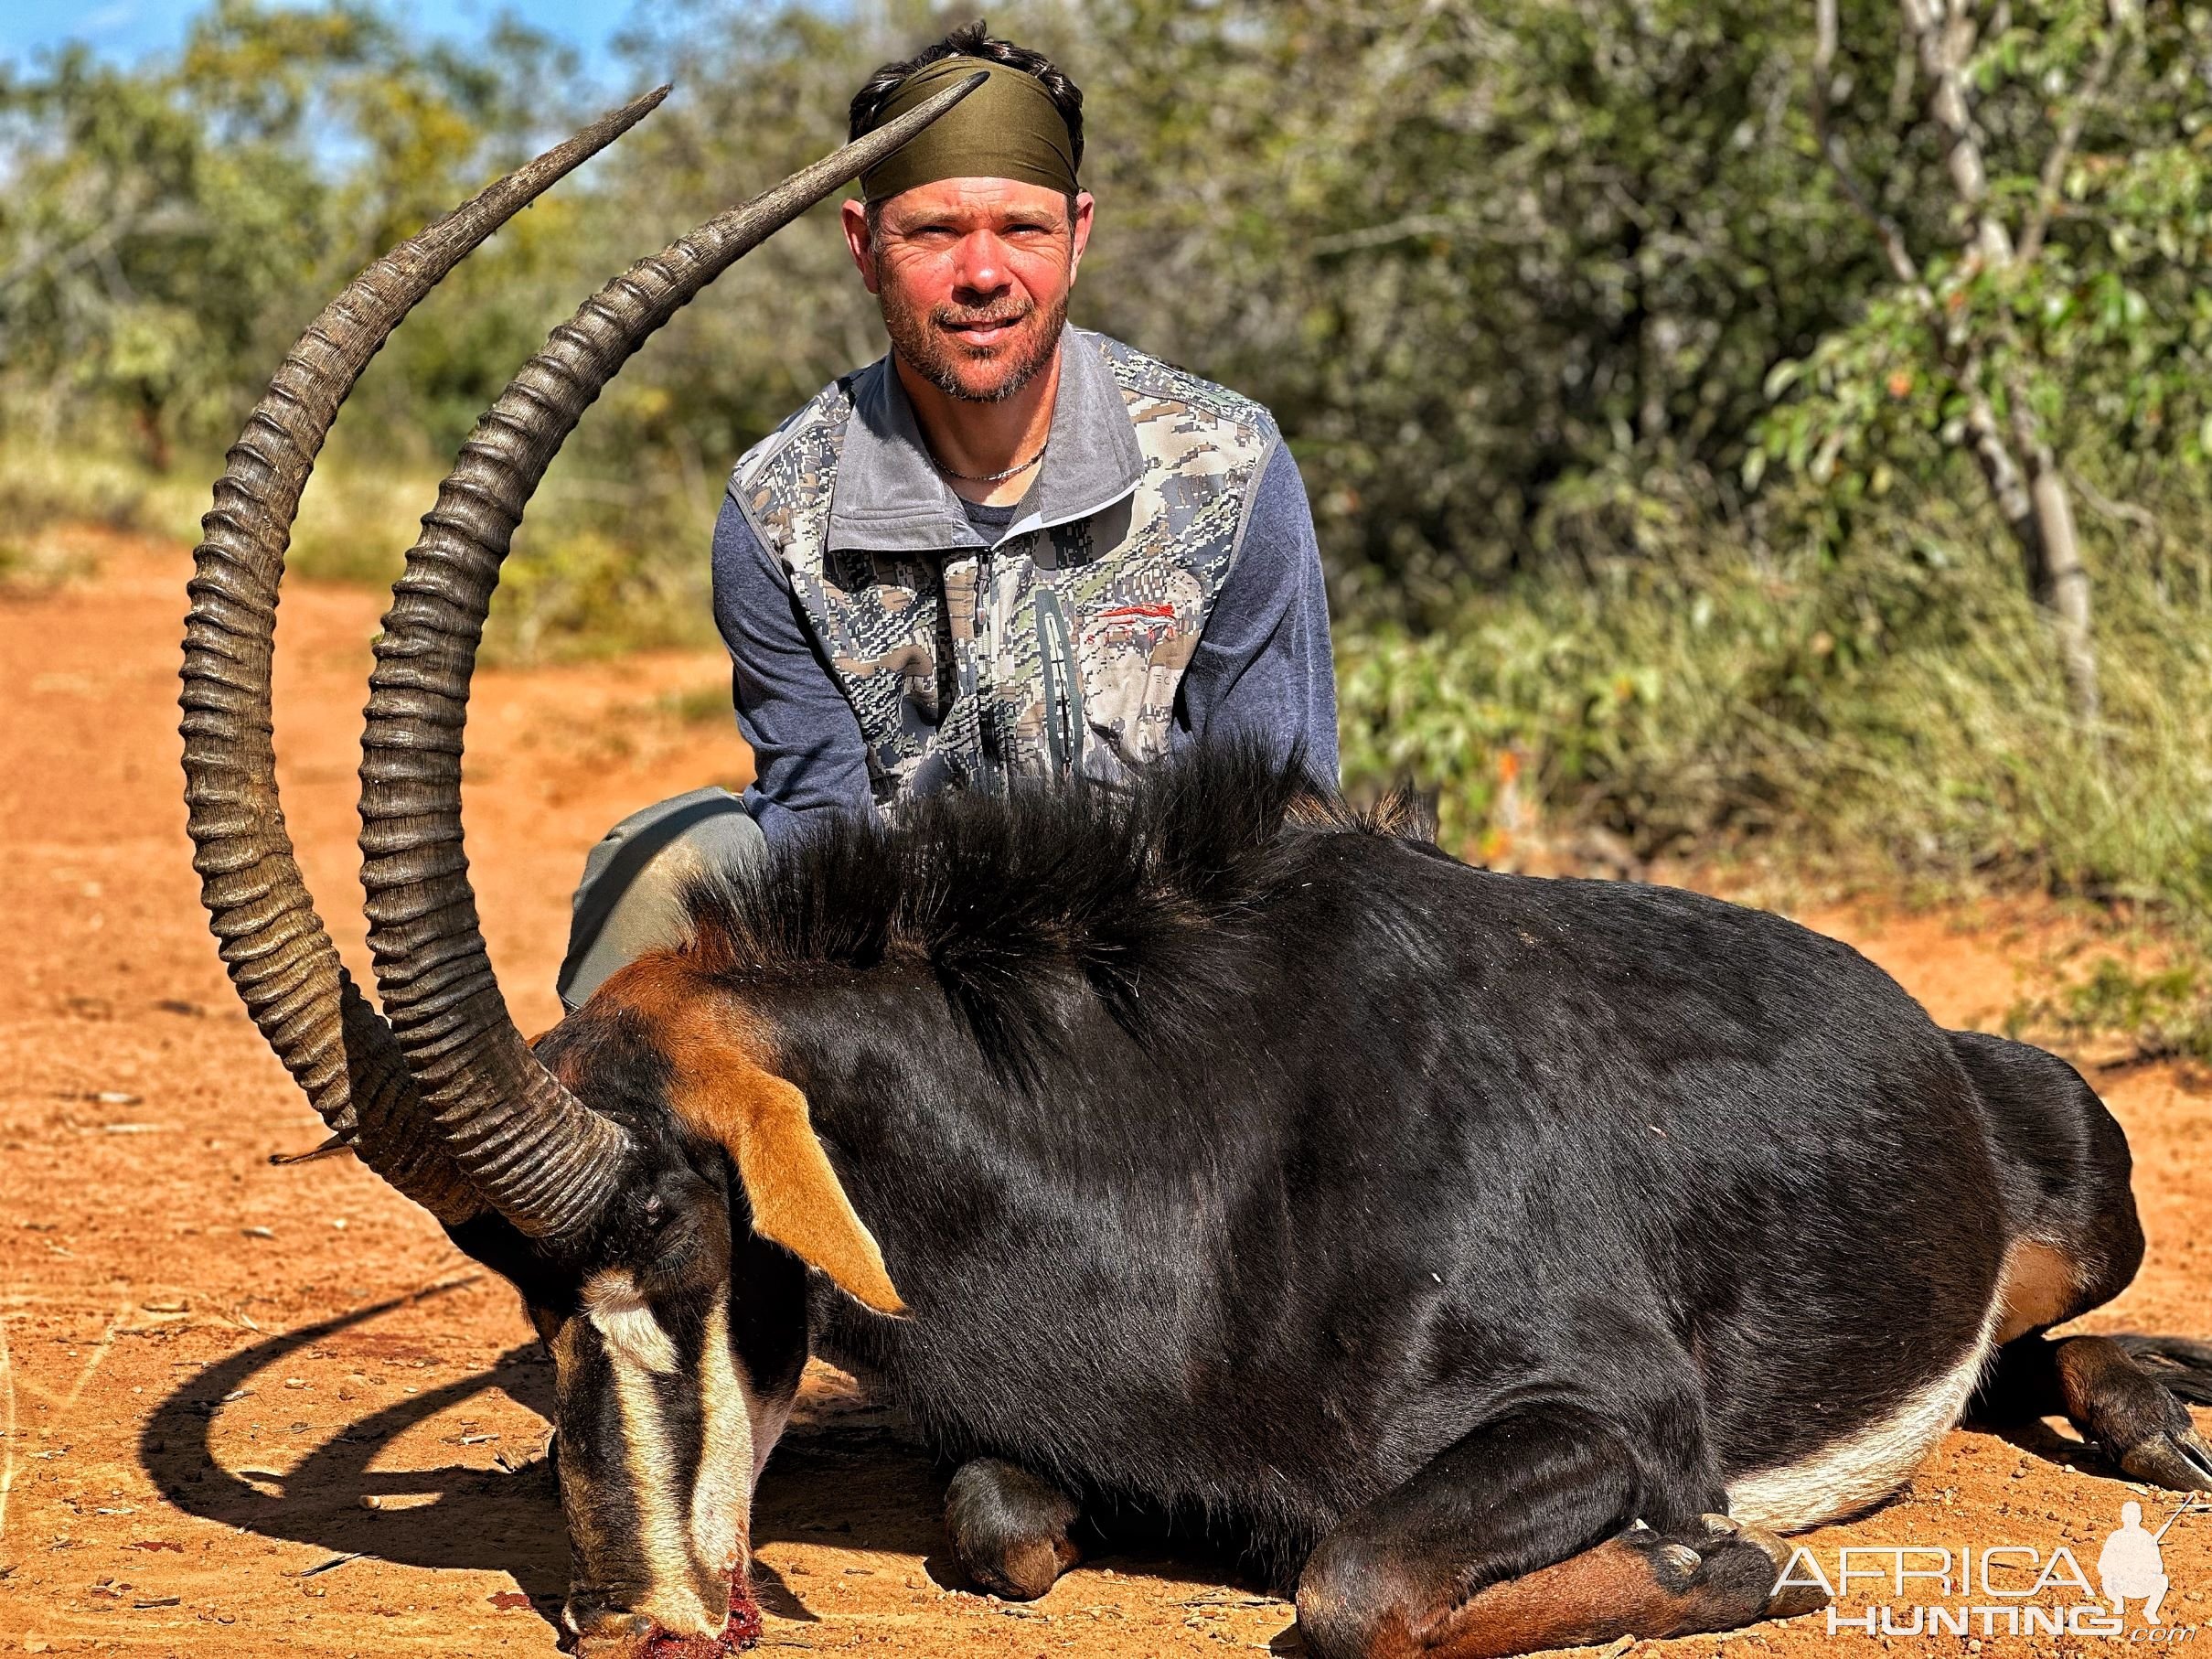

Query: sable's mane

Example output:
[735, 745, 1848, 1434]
[673, 743, 1431, 1079]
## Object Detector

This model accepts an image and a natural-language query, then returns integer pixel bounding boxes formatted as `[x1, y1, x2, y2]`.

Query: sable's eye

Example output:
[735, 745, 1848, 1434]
[642, 1193, 666, 1227]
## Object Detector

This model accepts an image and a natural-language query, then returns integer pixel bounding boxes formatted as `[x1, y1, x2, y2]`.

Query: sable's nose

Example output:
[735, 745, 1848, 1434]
[561, 1601, 663, 1654]
[566, 1600, 655, 1643]
[571, 1605, 741, 1659]
[569, 1594, 740, 1658]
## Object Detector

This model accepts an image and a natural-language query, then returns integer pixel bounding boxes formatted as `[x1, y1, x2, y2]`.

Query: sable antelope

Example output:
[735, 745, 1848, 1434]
[181, 88, 2212, 1659]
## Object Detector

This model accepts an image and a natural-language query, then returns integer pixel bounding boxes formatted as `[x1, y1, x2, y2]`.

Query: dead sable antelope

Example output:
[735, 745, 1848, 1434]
[181, 86, 2212, 1659]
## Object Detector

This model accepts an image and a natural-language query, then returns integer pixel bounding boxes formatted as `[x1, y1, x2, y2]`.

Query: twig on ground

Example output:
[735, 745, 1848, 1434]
[0, 1319, 15, 1545]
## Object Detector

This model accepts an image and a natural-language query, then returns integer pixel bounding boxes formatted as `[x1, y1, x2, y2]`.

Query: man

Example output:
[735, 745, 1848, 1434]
[557, 21, 1337, 1011]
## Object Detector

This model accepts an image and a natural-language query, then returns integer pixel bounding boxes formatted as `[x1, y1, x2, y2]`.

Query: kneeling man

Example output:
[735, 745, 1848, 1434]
[559, 22, 1337, 1010]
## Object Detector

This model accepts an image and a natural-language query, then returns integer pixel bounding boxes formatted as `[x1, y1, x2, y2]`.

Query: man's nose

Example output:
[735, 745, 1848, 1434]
[951, 230, 1013, 294]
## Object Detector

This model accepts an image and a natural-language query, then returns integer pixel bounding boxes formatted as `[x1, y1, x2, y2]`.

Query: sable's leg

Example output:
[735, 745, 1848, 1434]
[1296, 1404, 1822, 1659]
[945, 1458, 1082, 1600]
[1982, 1334, 2212, 1490]
[1950, 1032, 2207, 1488]
[555, 787, 764, 1012]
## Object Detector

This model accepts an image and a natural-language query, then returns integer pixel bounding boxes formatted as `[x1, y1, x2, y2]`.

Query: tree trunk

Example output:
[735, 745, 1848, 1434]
[1961, 381, 2042, 585]
[1956, 375, 2100, 723]
[1894, 0, 2100, 726]
[2021, 428, 2100, 724]
[134, 387, 171, 474]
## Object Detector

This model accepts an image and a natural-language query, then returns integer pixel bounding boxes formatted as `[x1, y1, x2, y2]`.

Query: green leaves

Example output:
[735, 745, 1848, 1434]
[0, 0, 582, 469]
[1340, 517, 2212, 917]
[1760, 0, 2212, 518]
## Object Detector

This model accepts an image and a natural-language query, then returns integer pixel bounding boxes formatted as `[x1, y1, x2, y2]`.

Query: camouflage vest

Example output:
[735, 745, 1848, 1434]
[732, 330, 1279, 805]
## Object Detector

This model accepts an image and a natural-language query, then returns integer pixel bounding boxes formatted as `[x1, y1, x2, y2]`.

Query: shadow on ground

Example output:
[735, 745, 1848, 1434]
[139, 1287, 1288, 1647]
[136, 1286, 959, 1640]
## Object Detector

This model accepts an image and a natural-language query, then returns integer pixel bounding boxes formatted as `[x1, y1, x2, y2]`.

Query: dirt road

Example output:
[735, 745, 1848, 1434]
[3, 528, 2208, 1657]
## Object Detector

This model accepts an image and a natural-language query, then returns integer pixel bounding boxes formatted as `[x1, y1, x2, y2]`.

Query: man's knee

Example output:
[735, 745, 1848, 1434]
[556, 787, 765, 1011]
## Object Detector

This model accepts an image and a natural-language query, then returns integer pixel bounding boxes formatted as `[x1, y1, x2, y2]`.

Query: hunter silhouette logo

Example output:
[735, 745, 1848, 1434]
[1782, 1496, 2205, 1640]
[2100, 1498, 2199, 1625]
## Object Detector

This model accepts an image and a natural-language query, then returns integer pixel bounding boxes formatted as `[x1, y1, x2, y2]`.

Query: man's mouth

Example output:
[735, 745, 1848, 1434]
[939, 313, 1027, 348]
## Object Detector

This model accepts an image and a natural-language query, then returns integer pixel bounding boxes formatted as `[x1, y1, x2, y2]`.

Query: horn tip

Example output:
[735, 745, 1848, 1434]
[610, 84, 672, 125]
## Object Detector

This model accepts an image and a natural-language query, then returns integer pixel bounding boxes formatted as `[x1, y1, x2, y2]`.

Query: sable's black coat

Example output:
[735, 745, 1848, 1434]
[551, 744, 2091, 1580]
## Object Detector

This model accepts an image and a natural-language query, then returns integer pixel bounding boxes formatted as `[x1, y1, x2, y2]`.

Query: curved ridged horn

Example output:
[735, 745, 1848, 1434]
[180, 88, 672, 1226]
[357, 74, 988, 1240]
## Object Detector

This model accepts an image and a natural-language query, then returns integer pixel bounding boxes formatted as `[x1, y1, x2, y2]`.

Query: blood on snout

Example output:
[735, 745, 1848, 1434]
[639, 1631, 743, 1659]
[634, 1579, 764, 1658]
[725, 1590, 765, 1647]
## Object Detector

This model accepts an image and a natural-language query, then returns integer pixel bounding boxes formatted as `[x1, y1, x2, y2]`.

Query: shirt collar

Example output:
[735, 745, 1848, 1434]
[825, 325, 1144, 554]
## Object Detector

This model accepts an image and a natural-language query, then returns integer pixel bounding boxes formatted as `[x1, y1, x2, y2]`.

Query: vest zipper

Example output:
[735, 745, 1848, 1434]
[973, 541, 1002, 793]
[1035, 586, 1085, 777]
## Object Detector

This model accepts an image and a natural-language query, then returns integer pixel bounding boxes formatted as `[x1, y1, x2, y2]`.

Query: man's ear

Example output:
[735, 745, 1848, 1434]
[840, 198, 882, 294]
[712, 1070, 905, 1316]
[1069, 188, 1095, 275]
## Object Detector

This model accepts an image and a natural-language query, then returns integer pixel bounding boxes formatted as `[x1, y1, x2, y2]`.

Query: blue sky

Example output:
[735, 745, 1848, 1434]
[0, 1, 635, 75]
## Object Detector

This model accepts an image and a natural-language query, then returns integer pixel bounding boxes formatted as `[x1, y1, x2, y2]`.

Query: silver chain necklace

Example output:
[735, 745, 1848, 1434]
[931, 441, 1049, 485]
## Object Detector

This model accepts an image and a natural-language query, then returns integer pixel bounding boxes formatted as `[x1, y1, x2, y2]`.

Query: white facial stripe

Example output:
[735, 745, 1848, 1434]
[690, 1293, 755, 1579]
[591, 1270, 716, 1632]
[585, 1269, 681, 1375]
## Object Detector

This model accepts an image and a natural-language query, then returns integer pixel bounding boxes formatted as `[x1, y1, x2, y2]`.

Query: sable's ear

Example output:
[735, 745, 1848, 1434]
[600, 958, 904, 1314]
[712, 1070, 905, 1316]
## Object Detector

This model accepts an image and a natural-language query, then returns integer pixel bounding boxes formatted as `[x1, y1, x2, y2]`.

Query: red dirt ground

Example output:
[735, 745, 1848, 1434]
[2, 526, 2208, 1658]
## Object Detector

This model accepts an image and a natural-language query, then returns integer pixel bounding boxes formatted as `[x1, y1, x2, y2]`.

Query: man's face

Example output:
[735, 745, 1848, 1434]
[841, 177, 1095, 403]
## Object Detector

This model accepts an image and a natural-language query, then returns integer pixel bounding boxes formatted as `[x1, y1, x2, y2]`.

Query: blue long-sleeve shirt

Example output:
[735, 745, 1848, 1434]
[713, 404, 1337, 849]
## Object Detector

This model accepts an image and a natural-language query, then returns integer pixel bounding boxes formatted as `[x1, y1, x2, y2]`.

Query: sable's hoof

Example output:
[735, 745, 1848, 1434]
[975, 1536, 1070, 1601]
[1651, 1542, 1704, 1591]
[2120, 1426, 2212, 1491]
[1730, 1524, 1829, 1621]
[945, 1457, 1081, 1600]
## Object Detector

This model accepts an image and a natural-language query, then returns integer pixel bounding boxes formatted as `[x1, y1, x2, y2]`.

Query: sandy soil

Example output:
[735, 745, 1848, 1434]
[2, 526, 2208, 1659]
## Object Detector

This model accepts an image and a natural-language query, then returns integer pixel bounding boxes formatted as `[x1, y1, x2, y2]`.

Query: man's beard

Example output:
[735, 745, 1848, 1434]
[879, 283, 1068, 404]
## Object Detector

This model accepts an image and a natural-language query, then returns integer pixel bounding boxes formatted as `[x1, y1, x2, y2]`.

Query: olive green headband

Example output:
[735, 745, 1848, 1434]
[858, 56, 1078, 203]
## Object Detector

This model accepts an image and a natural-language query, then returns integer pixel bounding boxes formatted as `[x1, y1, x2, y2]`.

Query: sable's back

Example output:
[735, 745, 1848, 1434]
[1304, 830, 1967, 1098]
[657, 745, 1427, 1088]
[672, 741, 1983, 1167]
[679, 746, 1413, 981]
[676, 742, 1957, 1067]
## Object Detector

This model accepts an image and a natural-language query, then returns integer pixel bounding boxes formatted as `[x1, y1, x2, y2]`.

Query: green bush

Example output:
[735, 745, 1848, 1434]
[1340, 479, 2212, 930]
[2009, 958, 2212, 1066]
